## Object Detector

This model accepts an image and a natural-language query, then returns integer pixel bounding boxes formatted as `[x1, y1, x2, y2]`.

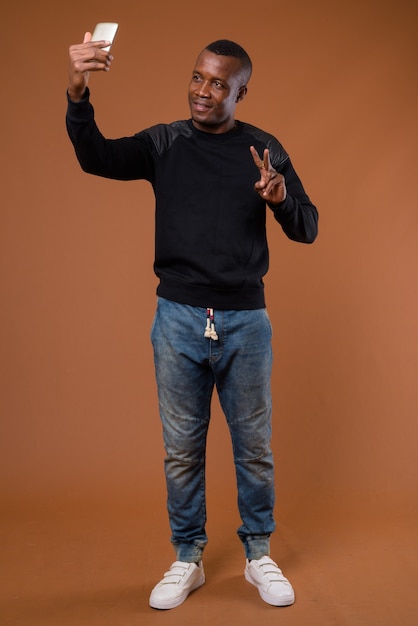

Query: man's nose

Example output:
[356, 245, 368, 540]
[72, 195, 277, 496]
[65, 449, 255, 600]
[196, 80, 211, 97]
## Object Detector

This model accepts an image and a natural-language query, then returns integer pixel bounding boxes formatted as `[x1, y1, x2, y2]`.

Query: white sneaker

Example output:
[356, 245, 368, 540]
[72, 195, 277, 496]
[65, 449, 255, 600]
[149, 561, 205, 609]
[245, 556, 295, 606]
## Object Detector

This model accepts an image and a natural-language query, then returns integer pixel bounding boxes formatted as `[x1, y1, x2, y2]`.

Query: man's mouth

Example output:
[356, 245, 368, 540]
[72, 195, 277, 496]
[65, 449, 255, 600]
[192, 100, 212, 112]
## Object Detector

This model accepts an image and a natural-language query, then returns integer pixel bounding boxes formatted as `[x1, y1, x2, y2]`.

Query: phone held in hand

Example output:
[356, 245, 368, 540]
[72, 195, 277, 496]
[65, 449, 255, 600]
[91, 22, 119, 51]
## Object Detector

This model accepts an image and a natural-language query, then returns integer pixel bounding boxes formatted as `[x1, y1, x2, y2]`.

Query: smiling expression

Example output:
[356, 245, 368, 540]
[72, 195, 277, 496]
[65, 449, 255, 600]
[188, 50, 248, 134]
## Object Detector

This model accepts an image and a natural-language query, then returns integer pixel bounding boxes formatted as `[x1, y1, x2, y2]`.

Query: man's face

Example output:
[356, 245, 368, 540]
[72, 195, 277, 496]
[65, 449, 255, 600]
[188, 50, 247, 134]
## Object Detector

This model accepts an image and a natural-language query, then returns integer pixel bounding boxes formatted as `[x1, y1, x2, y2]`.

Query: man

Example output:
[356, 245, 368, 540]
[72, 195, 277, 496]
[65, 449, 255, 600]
[67, 33, 318, 610]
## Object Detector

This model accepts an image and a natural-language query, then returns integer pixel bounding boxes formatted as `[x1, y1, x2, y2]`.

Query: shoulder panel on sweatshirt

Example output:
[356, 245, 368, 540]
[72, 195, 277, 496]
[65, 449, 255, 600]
[240, 122, 289, 171]
[139, 121, 192, 157]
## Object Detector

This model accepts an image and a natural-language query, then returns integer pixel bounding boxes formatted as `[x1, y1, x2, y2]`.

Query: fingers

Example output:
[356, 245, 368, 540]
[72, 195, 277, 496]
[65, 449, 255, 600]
[68, 34, 113, 101]
[69, 39, 113, 73]
[249, 145, 286, 203]
[250, 146, 271, 187]
[250, 146, 271, 178]
[262, 148, 271, 171]
[250, 145, 265, 170]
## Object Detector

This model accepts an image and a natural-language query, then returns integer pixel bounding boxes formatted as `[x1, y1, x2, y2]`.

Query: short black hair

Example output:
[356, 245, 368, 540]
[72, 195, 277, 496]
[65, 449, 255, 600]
[205, 39, 252, 83]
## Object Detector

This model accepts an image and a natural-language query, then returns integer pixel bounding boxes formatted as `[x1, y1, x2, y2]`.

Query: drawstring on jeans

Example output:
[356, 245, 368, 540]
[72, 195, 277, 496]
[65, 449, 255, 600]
[204, 308, 218, 340]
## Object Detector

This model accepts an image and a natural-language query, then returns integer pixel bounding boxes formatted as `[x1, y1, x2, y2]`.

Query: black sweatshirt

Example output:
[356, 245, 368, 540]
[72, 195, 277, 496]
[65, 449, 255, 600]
[66, 89, 318, 310]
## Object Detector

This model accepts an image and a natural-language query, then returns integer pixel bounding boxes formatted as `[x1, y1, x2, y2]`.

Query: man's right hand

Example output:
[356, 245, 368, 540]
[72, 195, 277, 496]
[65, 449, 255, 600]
[67, 32, 114, 102]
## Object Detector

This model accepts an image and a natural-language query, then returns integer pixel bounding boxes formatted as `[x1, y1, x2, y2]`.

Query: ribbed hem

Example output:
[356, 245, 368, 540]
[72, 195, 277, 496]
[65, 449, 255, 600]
[156, 278, 265, 311]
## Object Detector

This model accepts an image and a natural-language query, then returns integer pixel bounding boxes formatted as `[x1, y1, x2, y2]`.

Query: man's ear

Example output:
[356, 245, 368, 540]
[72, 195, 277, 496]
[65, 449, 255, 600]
[236, 86, 248, 103]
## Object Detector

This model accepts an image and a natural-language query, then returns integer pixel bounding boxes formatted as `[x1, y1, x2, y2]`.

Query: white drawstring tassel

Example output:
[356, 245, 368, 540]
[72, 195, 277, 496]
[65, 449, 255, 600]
[204, 308, 218, 340]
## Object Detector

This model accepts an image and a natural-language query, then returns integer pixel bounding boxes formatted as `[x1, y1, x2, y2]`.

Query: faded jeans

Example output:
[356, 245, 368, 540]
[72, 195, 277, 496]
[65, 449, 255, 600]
[151, 297, 276, 562]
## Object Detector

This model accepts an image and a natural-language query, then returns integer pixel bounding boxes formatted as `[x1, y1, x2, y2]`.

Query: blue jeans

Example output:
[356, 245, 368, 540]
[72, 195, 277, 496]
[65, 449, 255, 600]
[151, 297, 275, 562]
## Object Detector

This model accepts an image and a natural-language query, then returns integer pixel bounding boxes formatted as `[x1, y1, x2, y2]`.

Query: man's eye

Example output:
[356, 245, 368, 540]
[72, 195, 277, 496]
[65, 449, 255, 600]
[213, 81, 223, 88]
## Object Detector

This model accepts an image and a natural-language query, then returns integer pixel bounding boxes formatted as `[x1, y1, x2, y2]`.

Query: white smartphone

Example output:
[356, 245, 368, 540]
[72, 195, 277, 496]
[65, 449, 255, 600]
[91, 22, 119, 51]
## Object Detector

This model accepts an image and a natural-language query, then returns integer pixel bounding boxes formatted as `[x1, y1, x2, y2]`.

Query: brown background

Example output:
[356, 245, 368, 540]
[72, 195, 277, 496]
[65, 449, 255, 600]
[1, 0, 417, 624]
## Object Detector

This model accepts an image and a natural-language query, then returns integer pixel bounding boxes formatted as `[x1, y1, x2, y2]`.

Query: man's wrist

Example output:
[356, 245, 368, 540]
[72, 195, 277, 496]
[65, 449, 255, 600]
[67, 86, 87, 102]
[267, 194, 288, 210]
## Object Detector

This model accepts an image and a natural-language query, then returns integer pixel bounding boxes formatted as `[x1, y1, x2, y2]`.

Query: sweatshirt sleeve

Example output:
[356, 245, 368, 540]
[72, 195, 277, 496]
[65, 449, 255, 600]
[66, 89, 154, 181]
[269, 157, 318, 244]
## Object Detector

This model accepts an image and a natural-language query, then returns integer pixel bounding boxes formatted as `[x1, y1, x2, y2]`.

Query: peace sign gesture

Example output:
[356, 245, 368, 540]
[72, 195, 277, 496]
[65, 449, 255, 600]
[250, 146, 287, 205]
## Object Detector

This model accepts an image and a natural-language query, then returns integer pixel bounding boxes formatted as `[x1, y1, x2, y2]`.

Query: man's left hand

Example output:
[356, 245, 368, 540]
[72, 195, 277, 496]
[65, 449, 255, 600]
[250, 146, 287, 205]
